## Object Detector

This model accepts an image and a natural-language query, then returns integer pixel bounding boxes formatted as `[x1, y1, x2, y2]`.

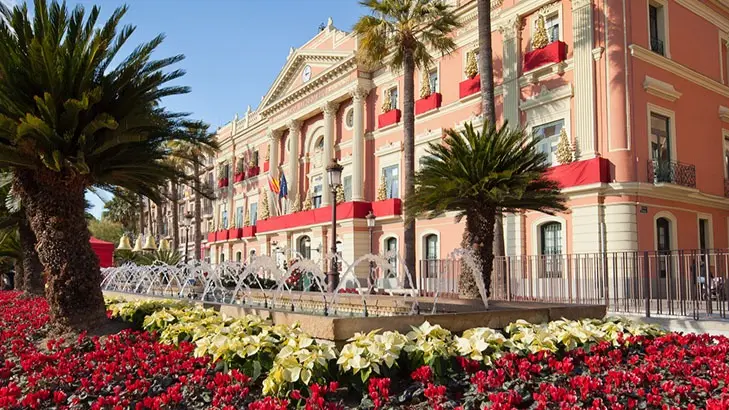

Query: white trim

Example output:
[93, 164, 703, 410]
[343, 106, 354, 131]
[719, 31, 729, 85]
[675, 0, 729, 33]
[720, 106, 729, 123]
[531, 216, 567, 255]
[420, 230, 441, 260]
[381, 234, 399, 254]
[647, 0, 671, 58]
[519, 84, 573, 111]
[629, 44, 729, 99]
[647, 103, 678, 163]
[653, 211, 679, 251]
[643, 76, 682, 102]
[697, 213, 714, 250]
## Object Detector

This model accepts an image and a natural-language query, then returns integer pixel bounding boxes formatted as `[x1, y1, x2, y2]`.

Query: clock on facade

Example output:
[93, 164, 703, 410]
[302, 65, 312, 83]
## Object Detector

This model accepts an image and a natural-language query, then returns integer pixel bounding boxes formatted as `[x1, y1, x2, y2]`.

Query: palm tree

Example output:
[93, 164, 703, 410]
[0, 1, 207, 330]
[354, 0, 461, 280]
[102, 189, 139, 233]
[406, 121, 566, 294]
[167, 122, 218, 261]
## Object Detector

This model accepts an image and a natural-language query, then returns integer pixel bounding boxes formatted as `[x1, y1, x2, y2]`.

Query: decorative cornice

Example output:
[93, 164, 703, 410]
[375, 141, 402, 157]
[538, 1, 561, 16]
[519, 84, 573, 111]
[629, 44, 729, 99]
[643, 76, 682, 102]
[720, 106, 729, 123]
[675, 0, 729, 32]
[569, 0, 592, 10]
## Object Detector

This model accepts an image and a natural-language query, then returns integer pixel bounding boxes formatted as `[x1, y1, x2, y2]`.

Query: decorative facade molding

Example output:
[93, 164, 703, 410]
[591, 47, 604, 61]
[643, 76, 682, 102]
[375, 141, 403, 157]
[321, 101, 339, 116]
[497, 16, 522, 40]
[519, 84, 573, 111]
[720, 106, 729, 123]
[538, 1, 561, 16]
[569, 0, 591, 10]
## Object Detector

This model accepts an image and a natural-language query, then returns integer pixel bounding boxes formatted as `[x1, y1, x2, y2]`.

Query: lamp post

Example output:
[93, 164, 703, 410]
[326, 158, 343, 293]
[183, 212, 193, 263]
[366, 211, 376, 293]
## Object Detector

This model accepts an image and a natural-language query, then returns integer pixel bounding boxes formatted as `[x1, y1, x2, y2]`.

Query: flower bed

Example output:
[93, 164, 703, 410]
[4, 292, 729, 409]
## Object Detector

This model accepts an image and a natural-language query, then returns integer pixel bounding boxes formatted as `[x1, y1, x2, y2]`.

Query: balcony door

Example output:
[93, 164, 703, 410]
[650, 112, 672, 183]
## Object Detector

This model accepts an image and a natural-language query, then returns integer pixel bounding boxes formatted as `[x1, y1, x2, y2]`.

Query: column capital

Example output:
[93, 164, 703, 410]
[321, 101, 339, 117]
[350, 85, 371, 101]
[498, 16, 521, 40]
[570, 0, 592, 10]
[286, 119, 301, 133]
[267, 128, 283, 140]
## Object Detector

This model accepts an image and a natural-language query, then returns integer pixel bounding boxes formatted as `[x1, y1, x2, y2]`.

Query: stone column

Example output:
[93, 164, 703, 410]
[571, 0, 596, 158]
[351, 86, 368, 201]
[499, 17, 521, 127]
[267, 128, 281, 216]
[321, 101, 339, 206]
[286, 120, 301, 211]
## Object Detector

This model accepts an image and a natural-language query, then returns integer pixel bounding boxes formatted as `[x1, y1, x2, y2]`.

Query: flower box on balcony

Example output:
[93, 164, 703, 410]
[415, 93, 442, 115]
[544, 157, 611, 189]
[257, 201, 372, 233]
[263, 161, 270, 173]
[233, 173, 245, 183]
[459, 75, 481, 99]
[214, 230, 229, 242]
[246, 166, 260, 179]
[372, 198, 402, 217]
[241, 226, 257, 237]
[207, 232, 215, 243]
[377, 109, 401, 129]
[217, 178, 229, 188]
[228, 228, 242, 240]
[523, 41, 567, 72]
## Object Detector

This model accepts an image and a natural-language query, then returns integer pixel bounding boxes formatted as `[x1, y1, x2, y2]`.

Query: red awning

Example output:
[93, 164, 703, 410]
[90, 237, 114, 268]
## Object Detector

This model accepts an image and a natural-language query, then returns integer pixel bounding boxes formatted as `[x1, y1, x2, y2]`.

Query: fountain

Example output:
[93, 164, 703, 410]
[101, 248, 606, 341]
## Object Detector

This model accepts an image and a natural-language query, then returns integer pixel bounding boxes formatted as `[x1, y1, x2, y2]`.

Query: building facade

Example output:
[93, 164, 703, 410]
[163, 0, 729, 282]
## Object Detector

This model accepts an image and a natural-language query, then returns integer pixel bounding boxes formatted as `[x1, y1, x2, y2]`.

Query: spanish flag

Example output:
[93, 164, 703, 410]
[268, 174, 280, 195]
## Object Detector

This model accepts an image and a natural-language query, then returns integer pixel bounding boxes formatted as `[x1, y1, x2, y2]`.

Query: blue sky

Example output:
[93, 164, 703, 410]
[53, 0, 366, 218]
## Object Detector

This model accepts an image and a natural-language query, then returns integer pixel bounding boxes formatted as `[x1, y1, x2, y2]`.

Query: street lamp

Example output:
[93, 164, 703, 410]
[366, 211, 376, 293]
[326, 158, 343, 293]
[183, 212, 193, 263]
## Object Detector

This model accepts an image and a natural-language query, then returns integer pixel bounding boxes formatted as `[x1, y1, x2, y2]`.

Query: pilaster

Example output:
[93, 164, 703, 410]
[321, 101, 339, 206]
[499, 17, 521, 127]
[286, 119, 301, 212]
[571, 0, 597, 158]
[350, 85, 369, 201]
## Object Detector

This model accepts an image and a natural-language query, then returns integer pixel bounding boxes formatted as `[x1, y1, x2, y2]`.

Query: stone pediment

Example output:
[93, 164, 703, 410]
[259, 49, 354, 111]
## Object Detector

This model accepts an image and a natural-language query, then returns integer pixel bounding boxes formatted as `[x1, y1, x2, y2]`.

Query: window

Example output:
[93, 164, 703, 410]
[219, 253, 225, 263]
[386, 87, 398, 110]
[656, 217, 671, 278]
[544, 13, 560, 42]
[220, 205, 228, 229]
[343, 175, 352, 202]
[250, 203, 258, 225]
[298, 236, 311, 259]
[222, 163, 230, 179]
[650, 113, 671, 162]
[345, 108, 354, 129]
[428, 70, 439, 93]
[235, 251, 242, 262]
[533, 119, 565, 165]
[315, 137, 324, 152]
[723, 137, 729, 178]
[253, 150, 259, 167]
[649, 2, 666, 56]
[179, 204, 185, 218]
[249, 249, 256, 261]
[423, 234, 439, 278]
[385, 237, 398, 276]
[699, 218, 710, 252]
[539, 222, 562, 278]
[465, 50, 479, 76]
[235, 206, 244, 228]
[313, 184, 323, 208]
[382, 165, 399, 199]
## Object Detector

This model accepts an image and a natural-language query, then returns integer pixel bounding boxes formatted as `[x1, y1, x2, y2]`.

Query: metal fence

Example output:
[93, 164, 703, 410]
[418, 250, 729, 320]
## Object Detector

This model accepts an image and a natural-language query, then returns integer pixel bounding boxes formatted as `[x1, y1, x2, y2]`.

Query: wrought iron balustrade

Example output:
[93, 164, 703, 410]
[647, 159, 696, 188]
[650, 38, 664, 55]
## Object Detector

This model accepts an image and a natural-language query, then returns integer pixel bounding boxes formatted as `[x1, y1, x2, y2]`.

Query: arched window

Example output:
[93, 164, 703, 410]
[539, 222, 562, 278]
[298, 235, 311, 259]
[235, 251, 242, 262]
[315, 137, 324, 152]
[656, 217, 672, 278]
[423, 234, 438, 278]
[385, 237, 398, 276]
[249, 249, 256, 262]
[219, 253, 225, 263]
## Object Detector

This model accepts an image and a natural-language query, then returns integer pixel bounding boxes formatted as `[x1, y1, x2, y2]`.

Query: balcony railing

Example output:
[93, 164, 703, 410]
[650, 37, 664, 55]
[647, 159, 696, 188]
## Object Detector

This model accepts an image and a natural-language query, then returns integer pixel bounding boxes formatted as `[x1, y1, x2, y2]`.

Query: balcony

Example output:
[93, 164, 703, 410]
[650, 37, 664, 55]
[647, 159, 696, 188]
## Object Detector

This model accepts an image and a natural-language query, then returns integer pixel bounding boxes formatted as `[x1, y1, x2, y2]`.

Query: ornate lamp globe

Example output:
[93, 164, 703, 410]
[132, 235, 144, 253]
[326, 158, 343, 188]
[143, 235, 157, 251]
[116, 234, 132, 251]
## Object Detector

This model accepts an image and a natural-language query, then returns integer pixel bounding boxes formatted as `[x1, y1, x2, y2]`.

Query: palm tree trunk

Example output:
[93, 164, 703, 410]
[170, 182, 180, 249]
[155, 198, 164, 240]
[458, 230, 480, 299]
[138, 195, 145, 235]
[402, 47, 416, 286]
[478, 0, 505, 268]
[15, 169, 106, 330]
[466, 208, 496, 296]
[147, 198, 154, 237]
[13, 260, 24, 292]
[18, 214, 43, 296]
[193, 162, 202, 261]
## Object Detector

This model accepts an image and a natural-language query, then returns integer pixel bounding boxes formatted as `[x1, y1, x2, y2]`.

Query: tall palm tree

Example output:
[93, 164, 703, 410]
[102, 189, 139, 233]
[166, 122, 218, 261]
[0, 1, 206, 330]
[354, 0, 461, 280]
[406, 121, 566, 294]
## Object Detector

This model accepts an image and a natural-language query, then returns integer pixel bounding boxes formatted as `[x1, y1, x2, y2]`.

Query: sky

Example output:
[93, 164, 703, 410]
[3, 0, 368, 218]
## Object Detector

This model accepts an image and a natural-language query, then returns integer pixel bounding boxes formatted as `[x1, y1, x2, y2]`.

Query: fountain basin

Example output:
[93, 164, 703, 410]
[103, 290, 606, 343]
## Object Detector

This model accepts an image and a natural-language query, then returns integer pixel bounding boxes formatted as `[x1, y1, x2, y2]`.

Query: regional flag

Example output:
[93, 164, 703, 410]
[268, 174, 280, 195]
[279, 173, 288, 198]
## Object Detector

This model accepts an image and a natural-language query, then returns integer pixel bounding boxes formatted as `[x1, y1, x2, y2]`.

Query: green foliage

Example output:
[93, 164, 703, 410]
[406, 121, 567, 221]
[102, 190, 139, 232]
[135, 249, 183, 266]
[354, 0, 461, 72]
[88, 218, 124, 244]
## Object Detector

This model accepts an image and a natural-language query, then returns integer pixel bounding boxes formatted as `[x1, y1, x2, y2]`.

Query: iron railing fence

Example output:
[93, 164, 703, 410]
[648, 159, 696, 188]
[417, 250, 729, 320]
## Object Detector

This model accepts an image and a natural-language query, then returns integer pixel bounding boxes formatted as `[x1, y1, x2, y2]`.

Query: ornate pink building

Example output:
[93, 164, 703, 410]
[178, 0, 729, 282]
